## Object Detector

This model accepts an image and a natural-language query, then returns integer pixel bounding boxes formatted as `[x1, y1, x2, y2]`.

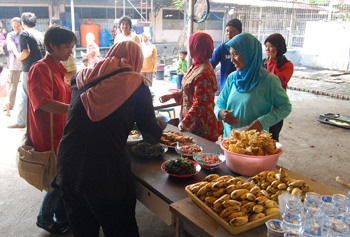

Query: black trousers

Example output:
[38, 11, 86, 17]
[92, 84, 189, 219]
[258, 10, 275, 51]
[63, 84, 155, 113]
[269, 119, 284, 142]
[60, 187, 139, 237]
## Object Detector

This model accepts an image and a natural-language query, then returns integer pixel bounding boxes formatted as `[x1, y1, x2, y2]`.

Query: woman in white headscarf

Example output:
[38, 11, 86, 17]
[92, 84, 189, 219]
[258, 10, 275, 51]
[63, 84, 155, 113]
[140, 33, 157, 86]
[56, 41, 165, 237]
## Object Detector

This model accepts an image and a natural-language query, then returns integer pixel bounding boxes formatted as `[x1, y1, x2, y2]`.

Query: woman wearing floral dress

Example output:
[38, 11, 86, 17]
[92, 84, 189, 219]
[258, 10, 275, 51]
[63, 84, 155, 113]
[159, 32, 223, 142]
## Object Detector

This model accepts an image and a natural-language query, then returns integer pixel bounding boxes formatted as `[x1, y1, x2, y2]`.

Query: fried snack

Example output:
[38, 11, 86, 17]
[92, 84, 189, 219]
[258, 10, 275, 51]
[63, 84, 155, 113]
[222, 129, 281, 156]
[160, 130, 194, 146]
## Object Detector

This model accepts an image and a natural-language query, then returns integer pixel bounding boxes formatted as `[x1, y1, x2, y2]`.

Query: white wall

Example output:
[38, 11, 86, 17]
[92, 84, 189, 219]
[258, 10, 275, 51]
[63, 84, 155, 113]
[300, 21, 350, 71]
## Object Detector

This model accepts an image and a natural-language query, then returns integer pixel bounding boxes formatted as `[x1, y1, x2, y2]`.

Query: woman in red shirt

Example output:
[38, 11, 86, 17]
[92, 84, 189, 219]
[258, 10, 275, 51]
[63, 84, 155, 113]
[27, 26, 76, 235]
[159, 32, 223, 142]
[263, 33, 294, 141]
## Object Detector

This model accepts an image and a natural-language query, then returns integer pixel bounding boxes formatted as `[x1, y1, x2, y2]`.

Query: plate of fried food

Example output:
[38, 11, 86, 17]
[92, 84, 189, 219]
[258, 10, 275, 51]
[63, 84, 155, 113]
[160, 130, 195, 148]
[127, 130, 143, 145]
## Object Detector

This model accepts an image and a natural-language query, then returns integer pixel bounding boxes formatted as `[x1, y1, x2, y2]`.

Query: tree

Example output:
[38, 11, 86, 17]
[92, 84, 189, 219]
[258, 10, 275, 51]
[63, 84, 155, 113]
[175, 0, 207, 51]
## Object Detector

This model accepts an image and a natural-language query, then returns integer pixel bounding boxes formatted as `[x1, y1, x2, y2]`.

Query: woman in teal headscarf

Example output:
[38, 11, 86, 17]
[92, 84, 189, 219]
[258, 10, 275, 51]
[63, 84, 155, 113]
[214, 33, 292, 137]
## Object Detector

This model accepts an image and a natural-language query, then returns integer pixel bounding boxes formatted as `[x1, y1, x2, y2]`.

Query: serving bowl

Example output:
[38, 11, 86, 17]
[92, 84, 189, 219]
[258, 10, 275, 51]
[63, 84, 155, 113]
[175, 144, 203, 157]
[161, 159, 201, 178]
[220, 140, 283, 176]
[193, 153, 226, 169]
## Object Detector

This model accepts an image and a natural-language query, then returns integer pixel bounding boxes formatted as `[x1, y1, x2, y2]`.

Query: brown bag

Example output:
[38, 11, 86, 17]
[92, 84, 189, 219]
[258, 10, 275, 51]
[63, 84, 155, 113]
[17, 61, 56, 193]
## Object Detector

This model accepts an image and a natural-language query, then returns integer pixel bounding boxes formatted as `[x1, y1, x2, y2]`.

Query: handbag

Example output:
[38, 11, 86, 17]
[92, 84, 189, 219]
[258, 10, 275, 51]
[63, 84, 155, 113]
[17, 61, 56, 193]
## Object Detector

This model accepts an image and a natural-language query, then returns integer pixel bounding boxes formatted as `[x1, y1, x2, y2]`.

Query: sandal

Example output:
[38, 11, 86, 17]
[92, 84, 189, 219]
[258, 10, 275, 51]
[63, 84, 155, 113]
[36, 222, 70, 235]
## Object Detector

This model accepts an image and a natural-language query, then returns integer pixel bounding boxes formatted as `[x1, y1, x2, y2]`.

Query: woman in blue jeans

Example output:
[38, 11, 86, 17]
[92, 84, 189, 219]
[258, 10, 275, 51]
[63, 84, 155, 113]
[27, 26, 76, 234]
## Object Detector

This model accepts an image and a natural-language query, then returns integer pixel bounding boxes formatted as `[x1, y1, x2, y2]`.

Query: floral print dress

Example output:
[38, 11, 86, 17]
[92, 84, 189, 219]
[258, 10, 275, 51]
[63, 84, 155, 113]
[173, 61, 223, 142]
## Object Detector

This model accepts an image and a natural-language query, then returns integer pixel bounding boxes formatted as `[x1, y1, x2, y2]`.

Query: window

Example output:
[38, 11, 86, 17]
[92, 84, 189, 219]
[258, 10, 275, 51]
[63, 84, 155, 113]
[163, 10, 184, 20]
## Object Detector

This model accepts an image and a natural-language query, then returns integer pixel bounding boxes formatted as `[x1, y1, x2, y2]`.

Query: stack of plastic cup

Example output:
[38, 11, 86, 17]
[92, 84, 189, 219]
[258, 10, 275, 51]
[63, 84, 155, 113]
[300, 207, 324, 236]
[328, 217, 350, 236]
[320, 202, 335, 236]
[332, 194, 348, 220]
[282, 198, 304, 235]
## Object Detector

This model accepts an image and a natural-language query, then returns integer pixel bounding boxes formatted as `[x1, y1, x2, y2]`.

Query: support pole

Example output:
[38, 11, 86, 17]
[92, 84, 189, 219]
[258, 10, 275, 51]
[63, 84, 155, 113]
[187, 0, 194, 67]
[70, 0, 76, 58]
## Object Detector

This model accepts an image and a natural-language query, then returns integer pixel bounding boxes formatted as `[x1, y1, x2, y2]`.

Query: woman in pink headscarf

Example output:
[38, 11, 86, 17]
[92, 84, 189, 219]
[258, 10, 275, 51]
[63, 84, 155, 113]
[56, 41, 165, 236]
[159, 32, 223, 142]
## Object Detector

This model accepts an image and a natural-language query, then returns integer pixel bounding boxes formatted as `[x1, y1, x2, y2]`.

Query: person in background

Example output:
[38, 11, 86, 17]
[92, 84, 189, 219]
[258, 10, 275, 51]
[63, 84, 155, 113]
[0, 62, 9, 105]
[140, 33, 157, 86]
[159, 33, 223, 142]
[210, 19, 242, 93]
[81, 33, 102, 68]
[49, 18, 77, 84]
[4, 17, 22, 117]
[263, 33, 294, 141]
[114, 16, 141, 47]
[8, 12, 45, 129]
[214, 33, 292, 137]
[27, 26, 76, 235]
[1, 28, 9, 67]
[56, 41, 165, 236]
[111, 26, 117, 41]
[176, 50, 187, 90]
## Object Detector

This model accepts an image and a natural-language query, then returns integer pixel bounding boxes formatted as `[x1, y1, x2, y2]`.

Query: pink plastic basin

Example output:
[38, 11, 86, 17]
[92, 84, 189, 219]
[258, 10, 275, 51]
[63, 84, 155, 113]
[220, 140, 283, 177]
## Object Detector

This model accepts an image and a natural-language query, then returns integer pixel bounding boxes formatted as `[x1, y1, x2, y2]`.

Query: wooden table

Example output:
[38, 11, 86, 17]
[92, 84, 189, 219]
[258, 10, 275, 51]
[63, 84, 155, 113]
[169, 167, 346, 237]
[129, 124, 345, 236]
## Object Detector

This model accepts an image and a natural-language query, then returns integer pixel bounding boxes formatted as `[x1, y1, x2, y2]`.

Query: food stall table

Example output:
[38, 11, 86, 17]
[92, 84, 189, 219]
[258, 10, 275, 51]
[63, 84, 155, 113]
[130, 125, 346, 235]
[169, 169, 346, 237]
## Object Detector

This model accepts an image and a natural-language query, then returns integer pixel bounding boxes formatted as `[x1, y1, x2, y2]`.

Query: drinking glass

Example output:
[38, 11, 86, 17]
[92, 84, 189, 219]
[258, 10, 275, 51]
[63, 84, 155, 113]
[300, 207, 323, 237]
[266, 219, 286, 237]
[332, 194, 348, 219]
[328, 217, 350, 237]
[282, 198, 303, 234]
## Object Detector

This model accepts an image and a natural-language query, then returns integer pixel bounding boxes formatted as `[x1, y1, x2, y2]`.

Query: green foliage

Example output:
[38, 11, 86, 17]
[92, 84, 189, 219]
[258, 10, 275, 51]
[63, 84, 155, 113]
[173, 0, 184, 9]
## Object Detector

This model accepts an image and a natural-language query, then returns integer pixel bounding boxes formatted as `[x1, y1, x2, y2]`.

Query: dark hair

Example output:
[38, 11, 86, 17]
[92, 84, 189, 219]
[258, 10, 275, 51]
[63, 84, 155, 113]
[44, 26, 77, 53]
[21, 12, 36, 27]
[264, 33, 287, 57]
[0, 62, 3, 73]
[119, 16, 132, 29]
[226, 19, 242, 33]
[50, 18, 61, 26]
[179, 50, 188, 55]
[11, 17, 21, 24]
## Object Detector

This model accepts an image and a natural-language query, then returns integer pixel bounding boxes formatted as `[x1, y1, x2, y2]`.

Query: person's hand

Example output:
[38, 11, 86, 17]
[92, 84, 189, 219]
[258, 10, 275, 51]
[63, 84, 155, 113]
[267, 48, 277, 61]
[156, 116, 167, 130]
[218, 109, 240, 126]
[246, 119, 263, 132]
[178, 122, 187, 132]
[159, 94, 173, 103]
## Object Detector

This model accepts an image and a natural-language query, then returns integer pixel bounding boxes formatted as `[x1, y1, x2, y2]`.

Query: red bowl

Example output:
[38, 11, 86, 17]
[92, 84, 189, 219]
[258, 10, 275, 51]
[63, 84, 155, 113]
[161, 159, 201, 178]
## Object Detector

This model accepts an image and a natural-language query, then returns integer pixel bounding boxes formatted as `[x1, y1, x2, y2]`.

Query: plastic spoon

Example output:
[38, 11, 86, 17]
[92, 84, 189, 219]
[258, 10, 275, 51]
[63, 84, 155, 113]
[193, 152, 207, 165]
[176, 142, 182, 154]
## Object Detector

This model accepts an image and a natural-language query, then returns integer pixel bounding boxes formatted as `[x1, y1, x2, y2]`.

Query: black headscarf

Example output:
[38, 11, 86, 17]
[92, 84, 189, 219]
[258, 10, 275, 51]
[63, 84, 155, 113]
[263, 33, 289, 69]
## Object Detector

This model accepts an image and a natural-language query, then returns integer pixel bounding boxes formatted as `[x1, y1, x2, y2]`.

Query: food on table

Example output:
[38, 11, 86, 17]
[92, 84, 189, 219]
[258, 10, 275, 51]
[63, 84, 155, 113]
[160, 130, 194, 146]
[128, 130, 142, 140]
[222, 129, 281, 156]
[131, 142, 166, 156]
[188, 174, 279, 227]
[179, 145, 202, 156]
[201, 155, 221, 164]
[164, 157, 196, 175]
[248, 168, 312, 201]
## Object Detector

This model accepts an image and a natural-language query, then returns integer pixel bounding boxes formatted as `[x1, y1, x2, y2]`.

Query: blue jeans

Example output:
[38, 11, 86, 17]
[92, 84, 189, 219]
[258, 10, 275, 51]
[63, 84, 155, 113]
[37, 187, 68, 226]
[17, 72, 28, 127]
[177, 74, 184, 90]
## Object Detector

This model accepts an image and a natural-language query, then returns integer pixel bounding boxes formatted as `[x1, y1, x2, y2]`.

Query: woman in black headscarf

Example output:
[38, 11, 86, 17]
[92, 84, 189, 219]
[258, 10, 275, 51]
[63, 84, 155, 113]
[263, 33, 294, 141]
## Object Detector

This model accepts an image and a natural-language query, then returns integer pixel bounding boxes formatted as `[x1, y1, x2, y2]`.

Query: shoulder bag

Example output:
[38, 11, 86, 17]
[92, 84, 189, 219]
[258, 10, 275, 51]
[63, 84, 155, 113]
[17, 61, 56, 193]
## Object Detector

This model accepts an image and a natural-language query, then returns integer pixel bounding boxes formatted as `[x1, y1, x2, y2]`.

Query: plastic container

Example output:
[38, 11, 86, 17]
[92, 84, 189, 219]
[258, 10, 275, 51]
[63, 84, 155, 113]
[220, 140, 283, 176]
[99, 30, 109, 47]
[80, 20, 101, 47]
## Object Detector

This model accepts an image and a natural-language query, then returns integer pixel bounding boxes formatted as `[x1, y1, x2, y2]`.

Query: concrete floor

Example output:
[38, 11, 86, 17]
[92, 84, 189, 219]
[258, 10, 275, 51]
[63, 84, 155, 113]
[0, 76, 350, 236]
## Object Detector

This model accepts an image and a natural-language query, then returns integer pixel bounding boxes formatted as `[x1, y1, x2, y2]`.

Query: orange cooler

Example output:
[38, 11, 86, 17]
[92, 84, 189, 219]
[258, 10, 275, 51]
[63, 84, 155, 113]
[80, 20, 101, 47]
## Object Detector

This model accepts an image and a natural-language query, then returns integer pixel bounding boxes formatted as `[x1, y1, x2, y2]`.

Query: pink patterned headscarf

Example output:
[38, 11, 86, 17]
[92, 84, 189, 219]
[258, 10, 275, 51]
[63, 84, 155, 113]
[76, 41, 144, 121]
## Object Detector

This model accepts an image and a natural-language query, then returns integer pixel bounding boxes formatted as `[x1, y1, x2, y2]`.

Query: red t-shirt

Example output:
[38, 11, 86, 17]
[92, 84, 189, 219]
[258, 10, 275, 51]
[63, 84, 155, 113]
[27, 54, 71, 154]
